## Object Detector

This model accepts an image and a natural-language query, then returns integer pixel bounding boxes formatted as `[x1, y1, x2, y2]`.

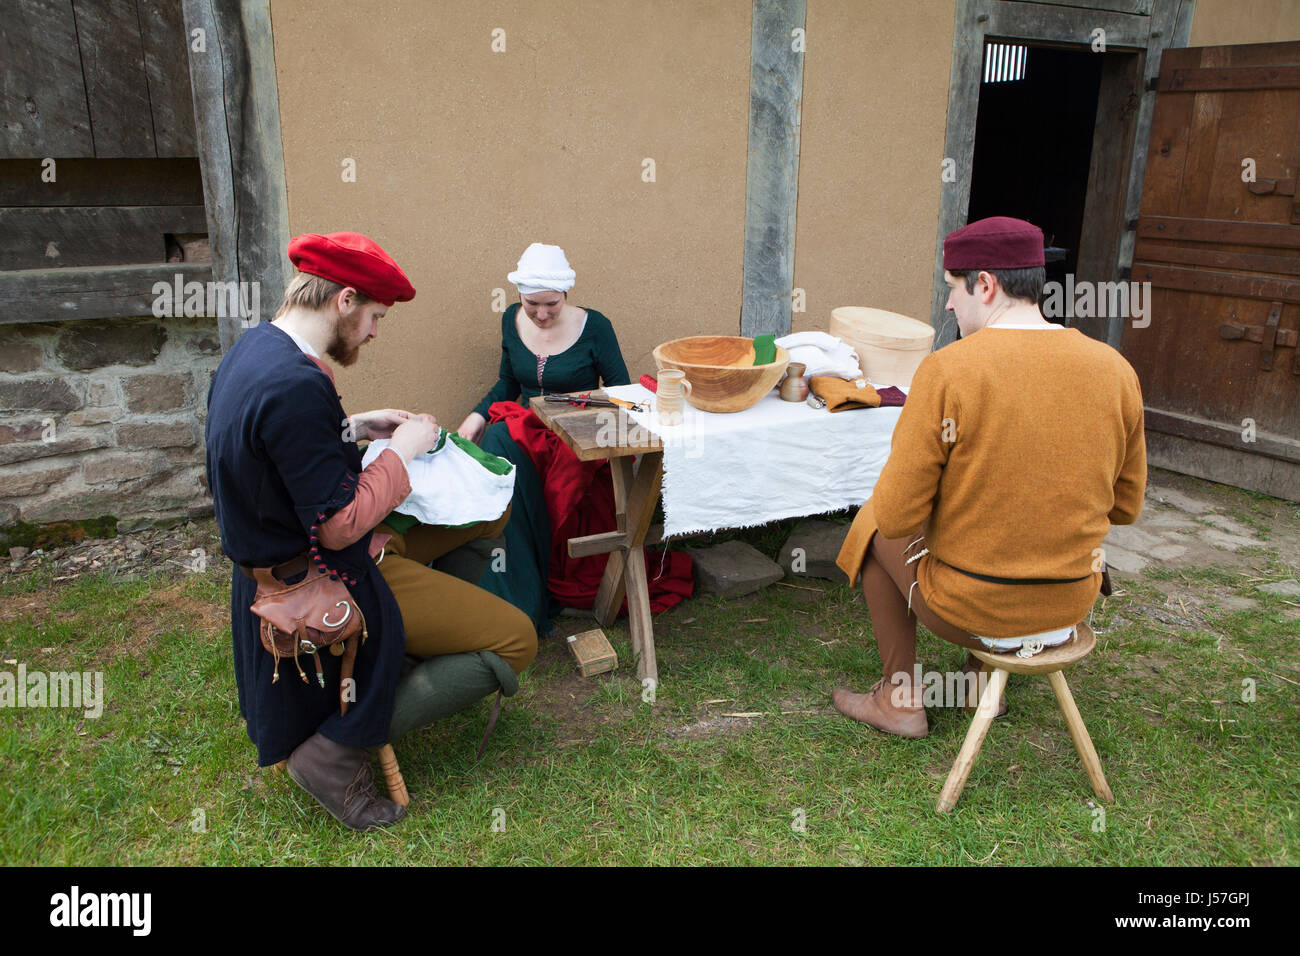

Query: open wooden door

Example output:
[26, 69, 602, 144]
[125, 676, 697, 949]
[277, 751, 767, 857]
[1125, 41, 1300, 502]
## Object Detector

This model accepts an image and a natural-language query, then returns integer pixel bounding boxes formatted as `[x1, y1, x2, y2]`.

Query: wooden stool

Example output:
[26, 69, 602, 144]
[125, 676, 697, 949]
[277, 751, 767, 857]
[937, 622, 1113, 813]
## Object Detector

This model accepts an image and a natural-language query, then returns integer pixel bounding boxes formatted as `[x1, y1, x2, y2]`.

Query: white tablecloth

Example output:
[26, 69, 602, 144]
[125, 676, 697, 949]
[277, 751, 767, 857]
[603, 383, 905, 538]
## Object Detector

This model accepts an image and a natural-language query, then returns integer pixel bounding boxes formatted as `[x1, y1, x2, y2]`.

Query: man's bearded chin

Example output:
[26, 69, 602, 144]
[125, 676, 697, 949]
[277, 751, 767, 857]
[326, 311, 365, 367]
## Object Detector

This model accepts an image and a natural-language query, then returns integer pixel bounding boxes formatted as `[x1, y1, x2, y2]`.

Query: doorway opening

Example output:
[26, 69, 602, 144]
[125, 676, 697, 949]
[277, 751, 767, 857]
[968, 43, 1103, 322]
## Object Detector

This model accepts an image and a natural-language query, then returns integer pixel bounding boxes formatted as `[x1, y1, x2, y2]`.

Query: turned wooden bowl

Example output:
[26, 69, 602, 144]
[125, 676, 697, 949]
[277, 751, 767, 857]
[652, 336, 790, 413]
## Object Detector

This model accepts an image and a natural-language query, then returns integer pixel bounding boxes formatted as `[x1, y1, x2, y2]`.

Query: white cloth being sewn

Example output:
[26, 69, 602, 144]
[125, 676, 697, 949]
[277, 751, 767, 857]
[362, 435, 515, 527]
[976, 625, 1075, 652]
[774, 331, 863, 379]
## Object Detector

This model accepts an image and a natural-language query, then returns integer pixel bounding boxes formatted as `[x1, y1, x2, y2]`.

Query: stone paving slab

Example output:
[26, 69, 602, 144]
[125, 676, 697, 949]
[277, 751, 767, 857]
[687, 539, 785, 599]
[778, 520, 849, 582]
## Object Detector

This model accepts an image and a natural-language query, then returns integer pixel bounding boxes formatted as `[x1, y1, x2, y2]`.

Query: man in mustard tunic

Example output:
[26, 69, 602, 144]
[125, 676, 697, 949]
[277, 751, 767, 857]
[833, 216, 1147, 737]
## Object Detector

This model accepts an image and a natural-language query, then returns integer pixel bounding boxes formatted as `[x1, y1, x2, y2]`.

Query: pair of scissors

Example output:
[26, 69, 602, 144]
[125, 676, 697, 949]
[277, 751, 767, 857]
[545, 393, 647, 413]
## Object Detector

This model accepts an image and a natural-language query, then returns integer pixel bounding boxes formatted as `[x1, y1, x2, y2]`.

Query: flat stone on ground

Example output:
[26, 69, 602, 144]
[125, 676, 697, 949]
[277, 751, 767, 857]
[1215, 595, 1260, 612]
[779, 519, 849, 581]
[1201, 514, 1257, 537]
[1198, 528, 1261, 552]
[1257, 579, 1300, 597]
[1104, 525, 1166, 555]
[688, 539, 785, 599]
[1146, 543, 1190, 561]
[1101, 543, 1148, 574]
[1142, 511, 1199, 530]
[1146, 485, 1217, 515]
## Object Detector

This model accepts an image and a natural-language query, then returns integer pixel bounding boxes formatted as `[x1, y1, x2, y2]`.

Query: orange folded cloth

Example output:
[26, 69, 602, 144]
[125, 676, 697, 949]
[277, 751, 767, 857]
[809, 375, 881, 412]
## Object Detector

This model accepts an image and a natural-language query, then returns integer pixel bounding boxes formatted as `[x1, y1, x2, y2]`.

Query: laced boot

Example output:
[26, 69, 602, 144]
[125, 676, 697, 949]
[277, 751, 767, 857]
[832, 677, 928, 739]
[287, 732, 406, 831]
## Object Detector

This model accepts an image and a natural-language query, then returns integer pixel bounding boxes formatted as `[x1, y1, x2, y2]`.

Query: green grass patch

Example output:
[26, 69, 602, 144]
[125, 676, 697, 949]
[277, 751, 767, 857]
[0, 555, 1296, 865]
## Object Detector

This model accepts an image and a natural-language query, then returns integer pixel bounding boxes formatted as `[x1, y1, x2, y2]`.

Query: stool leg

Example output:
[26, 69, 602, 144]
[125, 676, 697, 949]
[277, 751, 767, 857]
[938, 667, 1008, 813]
[1046, 670, 1114, 804]
[377, 743, 410, 807]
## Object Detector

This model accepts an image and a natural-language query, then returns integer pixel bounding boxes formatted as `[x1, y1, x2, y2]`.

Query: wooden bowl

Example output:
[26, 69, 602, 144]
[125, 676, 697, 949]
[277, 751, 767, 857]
[652, 336, 790, 413]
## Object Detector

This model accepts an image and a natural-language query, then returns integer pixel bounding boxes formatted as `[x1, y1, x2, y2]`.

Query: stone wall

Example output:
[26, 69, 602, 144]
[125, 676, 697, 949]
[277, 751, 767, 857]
[0, 317, 220, 529]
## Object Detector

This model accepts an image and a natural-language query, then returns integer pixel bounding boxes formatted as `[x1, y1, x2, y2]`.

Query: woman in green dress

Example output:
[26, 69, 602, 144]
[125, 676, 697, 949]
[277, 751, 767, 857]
[457, 243, 630, 634]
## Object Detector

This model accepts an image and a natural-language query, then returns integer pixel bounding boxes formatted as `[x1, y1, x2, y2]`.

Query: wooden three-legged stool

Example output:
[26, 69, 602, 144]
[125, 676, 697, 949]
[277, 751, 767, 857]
[937, 622, 1113, 813]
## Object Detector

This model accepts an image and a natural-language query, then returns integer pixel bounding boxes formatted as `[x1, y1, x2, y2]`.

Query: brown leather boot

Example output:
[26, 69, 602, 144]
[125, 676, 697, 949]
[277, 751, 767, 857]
[832, 677, 928, 739]
[287, 732, 407, 831]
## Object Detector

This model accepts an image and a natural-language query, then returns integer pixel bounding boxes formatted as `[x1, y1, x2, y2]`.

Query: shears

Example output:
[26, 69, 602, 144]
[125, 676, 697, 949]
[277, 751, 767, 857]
[544, 392, 647, 413]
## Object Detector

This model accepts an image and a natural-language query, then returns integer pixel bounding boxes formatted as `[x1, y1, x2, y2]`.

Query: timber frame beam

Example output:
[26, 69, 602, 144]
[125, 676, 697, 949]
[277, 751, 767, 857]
[182, 0, 291, 351]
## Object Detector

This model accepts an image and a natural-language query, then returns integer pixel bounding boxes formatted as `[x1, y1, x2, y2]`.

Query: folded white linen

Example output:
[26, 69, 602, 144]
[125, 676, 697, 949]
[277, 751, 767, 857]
[774, 331, 862, 380]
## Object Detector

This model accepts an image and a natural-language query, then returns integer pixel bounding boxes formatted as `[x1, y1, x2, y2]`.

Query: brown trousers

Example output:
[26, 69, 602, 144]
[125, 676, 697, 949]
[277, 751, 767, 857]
[375, 508, 537, 674]
[863, 532, 985, 687]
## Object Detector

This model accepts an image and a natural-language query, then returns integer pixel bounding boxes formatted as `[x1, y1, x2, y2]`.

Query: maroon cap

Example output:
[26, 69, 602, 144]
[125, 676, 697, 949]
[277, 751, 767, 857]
[943, 216, 1045, 271]
[287, 232, 416, 307]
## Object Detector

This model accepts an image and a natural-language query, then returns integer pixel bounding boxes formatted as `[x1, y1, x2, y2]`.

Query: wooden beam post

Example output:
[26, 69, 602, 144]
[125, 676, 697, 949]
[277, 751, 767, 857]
[740, 0, 806, 339]
[182, 0, 290, 352]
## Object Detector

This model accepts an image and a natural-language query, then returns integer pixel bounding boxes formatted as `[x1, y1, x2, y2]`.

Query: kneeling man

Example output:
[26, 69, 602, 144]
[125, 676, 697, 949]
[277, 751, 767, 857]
[833, 216, 1146, 736]
[206, 232, 536, 831]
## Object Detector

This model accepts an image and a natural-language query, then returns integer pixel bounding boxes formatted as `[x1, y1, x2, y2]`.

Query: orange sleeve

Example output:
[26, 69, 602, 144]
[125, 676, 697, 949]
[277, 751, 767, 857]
[316, 448, 411, 550]
[1108, 368, 1147, 525]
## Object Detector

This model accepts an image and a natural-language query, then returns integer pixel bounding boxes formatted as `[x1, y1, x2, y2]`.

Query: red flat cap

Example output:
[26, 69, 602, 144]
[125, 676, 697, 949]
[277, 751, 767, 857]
[287, 232, 416, 306]
[943, 216, 1045, 271]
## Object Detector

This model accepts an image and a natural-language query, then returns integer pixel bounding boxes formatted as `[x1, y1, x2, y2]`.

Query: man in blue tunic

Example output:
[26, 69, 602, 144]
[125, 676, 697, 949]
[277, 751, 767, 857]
[205, 232, 438, 830]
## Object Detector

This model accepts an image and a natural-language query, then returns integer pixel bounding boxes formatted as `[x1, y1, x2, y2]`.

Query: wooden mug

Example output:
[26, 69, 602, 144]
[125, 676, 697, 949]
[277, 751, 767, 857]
[779, 362, 808, 402]
[657, 369, 693, 425]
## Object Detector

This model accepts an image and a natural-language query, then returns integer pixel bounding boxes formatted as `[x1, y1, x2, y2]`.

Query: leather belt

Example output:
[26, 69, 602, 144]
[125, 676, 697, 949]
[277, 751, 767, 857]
[946, 562, 1093, 586]
[238, 552, 309, 581]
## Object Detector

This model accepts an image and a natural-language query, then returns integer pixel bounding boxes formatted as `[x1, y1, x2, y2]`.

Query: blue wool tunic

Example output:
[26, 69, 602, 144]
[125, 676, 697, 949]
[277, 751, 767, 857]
[205, 322, 405, 766]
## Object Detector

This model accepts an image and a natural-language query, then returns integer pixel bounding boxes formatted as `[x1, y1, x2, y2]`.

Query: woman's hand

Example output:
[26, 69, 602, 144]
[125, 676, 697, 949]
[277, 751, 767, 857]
[388, 414, 440, 461]
[350, 408, 415, 442]
[457, 412, 487, 444]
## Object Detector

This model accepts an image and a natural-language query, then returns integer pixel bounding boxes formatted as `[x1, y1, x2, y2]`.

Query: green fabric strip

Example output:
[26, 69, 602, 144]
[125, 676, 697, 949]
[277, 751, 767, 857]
[752, 333, 776, 366]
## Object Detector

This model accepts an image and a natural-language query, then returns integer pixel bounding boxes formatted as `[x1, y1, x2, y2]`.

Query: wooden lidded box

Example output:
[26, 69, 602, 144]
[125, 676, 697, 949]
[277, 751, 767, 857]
[567, 628, 619, 677]
[830, 307, 935, 388]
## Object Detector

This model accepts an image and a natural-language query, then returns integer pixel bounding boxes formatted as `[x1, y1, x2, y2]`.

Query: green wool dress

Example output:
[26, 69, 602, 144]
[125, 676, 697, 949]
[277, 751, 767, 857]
[475, 304, 630, 634]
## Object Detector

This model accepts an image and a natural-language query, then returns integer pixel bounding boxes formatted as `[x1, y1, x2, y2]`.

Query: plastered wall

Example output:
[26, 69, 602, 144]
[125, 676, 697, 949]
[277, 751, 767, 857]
[793, 0, 956, 333]
[270, 0, 1291, 425]
[271, 0, 753, 423]
[1190, 0, 1300, 46]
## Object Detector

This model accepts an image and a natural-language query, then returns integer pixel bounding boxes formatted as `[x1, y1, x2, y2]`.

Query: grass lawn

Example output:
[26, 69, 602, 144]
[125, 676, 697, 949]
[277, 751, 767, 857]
[0, 525, 1296, 866]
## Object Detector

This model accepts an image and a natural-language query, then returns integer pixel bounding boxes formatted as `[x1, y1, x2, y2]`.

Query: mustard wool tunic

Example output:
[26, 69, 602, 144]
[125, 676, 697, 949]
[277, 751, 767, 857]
[837, 326, 1147, 638]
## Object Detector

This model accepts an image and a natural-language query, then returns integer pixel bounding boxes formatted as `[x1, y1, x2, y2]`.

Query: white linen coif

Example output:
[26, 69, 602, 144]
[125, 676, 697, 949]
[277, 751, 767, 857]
[507, 242, 576, 295]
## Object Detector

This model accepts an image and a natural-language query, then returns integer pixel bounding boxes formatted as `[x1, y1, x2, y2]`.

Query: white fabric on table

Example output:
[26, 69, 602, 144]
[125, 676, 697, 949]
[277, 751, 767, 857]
[362, 434, 515, 527]
[604, 382, 905, 538]
[774, 331, 863, 380]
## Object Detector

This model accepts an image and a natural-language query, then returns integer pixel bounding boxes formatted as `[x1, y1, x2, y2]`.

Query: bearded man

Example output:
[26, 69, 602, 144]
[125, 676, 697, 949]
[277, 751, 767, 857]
[205, 232, 441, 830]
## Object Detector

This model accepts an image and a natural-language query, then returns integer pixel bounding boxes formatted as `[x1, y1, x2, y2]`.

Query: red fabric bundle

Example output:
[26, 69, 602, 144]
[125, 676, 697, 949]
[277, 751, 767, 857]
[488, 402, 693, 615]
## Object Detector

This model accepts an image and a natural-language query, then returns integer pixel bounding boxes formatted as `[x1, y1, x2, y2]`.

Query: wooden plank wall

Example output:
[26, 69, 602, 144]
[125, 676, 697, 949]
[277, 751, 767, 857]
[0, 1, 204, 285]
[0, 0, 197, 160]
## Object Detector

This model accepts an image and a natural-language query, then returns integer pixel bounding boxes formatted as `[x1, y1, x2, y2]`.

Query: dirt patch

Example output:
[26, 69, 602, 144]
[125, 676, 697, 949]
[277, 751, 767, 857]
[523, 620, 633, 743]
[2, 520, 223, 589]
[666, 715, 758, 740]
